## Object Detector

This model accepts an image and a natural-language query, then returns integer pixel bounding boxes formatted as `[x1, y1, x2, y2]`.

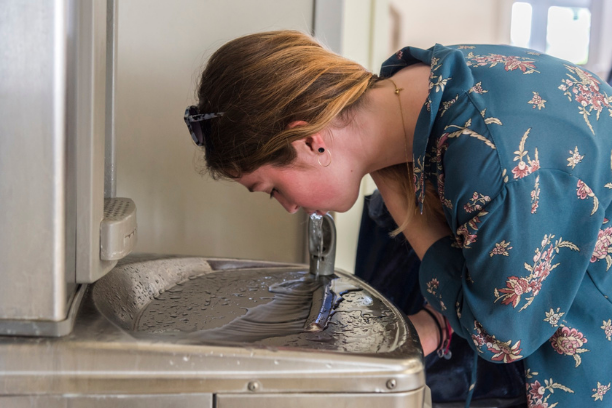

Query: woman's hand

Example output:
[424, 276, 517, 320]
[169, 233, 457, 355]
[409, 305, 449, 356]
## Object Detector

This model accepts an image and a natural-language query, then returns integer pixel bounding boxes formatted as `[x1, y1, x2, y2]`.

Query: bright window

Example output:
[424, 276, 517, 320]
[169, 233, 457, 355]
[511, 2, 532, 48]
[510, 0, 593, 65]
[546, 6, 591, 64]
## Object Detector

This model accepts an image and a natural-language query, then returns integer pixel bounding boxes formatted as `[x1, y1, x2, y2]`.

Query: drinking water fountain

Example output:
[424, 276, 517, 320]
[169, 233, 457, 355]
[0, 2, 431, 407]
[308, 213, 336, 276]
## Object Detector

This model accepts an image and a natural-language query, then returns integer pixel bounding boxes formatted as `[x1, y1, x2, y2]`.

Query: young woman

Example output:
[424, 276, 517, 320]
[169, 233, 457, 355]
[185, 30, 612, 406]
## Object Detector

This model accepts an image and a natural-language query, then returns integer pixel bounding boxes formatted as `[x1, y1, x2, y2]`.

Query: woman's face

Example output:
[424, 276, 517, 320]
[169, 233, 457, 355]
[236, 152, 362, 215]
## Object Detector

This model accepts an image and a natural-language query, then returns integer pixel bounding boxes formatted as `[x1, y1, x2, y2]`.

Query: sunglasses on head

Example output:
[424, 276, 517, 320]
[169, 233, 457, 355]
[184, 105, 224, 146]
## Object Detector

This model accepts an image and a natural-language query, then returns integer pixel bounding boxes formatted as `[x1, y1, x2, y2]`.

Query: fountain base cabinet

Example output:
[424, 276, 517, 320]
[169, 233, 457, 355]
[0, 256, 431, 408]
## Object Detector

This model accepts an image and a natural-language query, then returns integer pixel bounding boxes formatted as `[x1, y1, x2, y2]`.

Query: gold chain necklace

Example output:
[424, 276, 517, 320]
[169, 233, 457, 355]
[388, 78, 412, 187]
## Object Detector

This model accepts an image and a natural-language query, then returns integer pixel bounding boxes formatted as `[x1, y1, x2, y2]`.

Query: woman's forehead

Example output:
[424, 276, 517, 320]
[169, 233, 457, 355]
[237, 163, 304, 189]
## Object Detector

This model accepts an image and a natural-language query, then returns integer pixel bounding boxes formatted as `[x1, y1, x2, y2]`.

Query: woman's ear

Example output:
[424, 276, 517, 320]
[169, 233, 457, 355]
[287, 121, 328, 159]
[290, 133, 327, 155]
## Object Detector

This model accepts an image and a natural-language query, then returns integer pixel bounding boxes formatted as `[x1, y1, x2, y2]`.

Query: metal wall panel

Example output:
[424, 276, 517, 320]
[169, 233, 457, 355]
[70, 0, 117, 283]
[0, 394, 213, 408]
[0, 0, 70, 320]
[216, 390, 427, 408]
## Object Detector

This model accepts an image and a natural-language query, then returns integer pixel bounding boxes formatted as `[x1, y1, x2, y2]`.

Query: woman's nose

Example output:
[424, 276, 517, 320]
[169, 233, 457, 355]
[276, 196, 299, 214]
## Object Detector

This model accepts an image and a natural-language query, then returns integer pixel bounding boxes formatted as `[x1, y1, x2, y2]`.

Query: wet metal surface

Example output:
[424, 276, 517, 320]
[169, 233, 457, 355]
[127, 268, 400, 353]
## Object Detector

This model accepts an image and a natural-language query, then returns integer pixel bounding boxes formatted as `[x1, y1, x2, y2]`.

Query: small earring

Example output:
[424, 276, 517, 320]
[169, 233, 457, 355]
[318, 147, 325, 153]
[318, 148, 332, 167]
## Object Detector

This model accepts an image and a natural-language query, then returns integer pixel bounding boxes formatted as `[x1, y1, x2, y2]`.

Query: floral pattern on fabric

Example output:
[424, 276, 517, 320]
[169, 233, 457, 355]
[512, 129, 540, 179]
[577, 179, 599, 215]
[528, 92, 547, 110]
[466, 52, 540, 74]
[433, 113, 499, 210]
[544, 308, 565, 327]
[559, 64, 612, 134]
[592, 383, 611, 402]
[566, 146, 584, 169]
[550, 326, 589, 367]
[429, 57, 450, 93]
[431, 135, 452, 209]
[480, 108, 503, 125]
[430, 73, 451, 93]
[469, 81, 488, 94]
[413, 157, 426, 207]
[501, 168, 509, 183]
[464, 192, 491, 213]
[601, 319, 612, 341]
[436, 173, 452, 210]
[426, 278, 439, 295]
[427, 279, 446, 311]
[439, 94, 459, 117]
[525, 369, 574, 408]
[591, 224, 612, 270]
[443, 118, 498, 150]
[471, 320, 523, 362]
[494, 235, 579, 311]
[531, 175, 540, 214]
[455, 211, 488, 249]
[490, 240, 512, 257]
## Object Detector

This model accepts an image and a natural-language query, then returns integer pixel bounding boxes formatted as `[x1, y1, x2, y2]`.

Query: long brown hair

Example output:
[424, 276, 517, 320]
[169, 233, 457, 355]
[196, 30, 378, 179]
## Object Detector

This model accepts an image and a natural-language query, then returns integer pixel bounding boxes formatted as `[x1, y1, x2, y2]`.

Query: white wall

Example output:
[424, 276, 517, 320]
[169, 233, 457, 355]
[390, 0, 507, 49]
[115, 0, 313, 262]
[313, 0, 384, 274]
[334, 0, 376, 274]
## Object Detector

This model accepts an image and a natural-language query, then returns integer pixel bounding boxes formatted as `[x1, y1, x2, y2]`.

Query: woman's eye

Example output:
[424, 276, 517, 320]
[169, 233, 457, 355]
[269, 188, 276, 199]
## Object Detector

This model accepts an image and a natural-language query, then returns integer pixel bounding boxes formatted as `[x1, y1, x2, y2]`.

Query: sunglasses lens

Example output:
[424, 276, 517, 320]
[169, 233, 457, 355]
[184, 106, 205, 146]
[191, 122, 204, 146]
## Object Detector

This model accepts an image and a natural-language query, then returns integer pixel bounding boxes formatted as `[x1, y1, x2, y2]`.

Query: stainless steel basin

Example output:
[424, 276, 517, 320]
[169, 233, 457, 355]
[93, 255, 409, 353]
[0, 255, 429, 407]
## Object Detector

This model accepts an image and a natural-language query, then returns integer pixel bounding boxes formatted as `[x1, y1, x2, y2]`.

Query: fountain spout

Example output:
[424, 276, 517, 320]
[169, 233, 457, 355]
[308, 213, 336, 276]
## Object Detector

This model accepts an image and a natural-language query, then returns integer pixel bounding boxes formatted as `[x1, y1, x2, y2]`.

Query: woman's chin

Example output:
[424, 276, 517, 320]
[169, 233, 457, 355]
[334, 200, 358, 213]
[311, 193, 360, 214]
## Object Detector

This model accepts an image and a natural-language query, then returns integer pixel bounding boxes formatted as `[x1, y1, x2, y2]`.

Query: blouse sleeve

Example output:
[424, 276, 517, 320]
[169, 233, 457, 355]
[419, 168, 603, 362]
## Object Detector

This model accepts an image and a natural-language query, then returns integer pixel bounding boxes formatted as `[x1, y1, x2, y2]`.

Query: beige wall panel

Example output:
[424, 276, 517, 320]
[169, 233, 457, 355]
[115, 0, 313, 262]
[390, 0, 505, 50]
[332, 0, 374, 273]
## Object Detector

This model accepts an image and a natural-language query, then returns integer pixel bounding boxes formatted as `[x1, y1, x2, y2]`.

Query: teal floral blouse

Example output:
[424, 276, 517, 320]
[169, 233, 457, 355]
[380, 44, 612, 406]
